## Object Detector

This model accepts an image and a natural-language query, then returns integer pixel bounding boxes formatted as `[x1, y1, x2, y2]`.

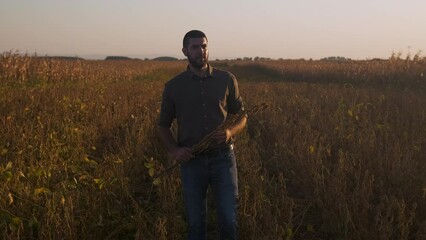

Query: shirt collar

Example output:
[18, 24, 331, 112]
[186, 64, 214, 79]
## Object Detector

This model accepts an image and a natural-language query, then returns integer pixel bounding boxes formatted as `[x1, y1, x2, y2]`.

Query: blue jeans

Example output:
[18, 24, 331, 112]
[180, 147, 238, 240]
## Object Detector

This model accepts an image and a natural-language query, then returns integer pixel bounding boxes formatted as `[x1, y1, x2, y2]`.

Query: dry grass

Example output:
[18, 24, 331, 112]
[1, 51, 425, 239]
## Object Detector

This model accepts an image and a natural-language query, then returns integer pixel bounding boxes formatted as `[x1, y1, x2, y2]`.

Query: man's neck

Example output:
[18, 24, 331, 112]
[189, 64, 209, 78]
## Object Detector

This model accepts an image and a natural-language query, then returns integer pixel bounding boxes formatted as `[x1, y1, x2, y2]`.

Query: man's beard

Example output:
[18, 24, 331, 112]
[188, 55, 208, 70]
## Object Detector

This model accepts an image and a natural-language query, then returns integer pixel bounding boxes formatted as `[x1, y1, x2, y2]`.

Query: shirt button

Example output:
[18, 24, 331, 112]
[201, 91, 204, 95]
[202, 103, 206, 107]
[203, 115, 207, 118]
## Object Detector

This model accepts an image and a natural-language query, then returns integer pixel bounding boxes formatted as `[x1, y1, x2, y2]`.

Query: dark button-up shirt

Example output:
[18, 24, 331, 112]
[158, 64, 244, 148]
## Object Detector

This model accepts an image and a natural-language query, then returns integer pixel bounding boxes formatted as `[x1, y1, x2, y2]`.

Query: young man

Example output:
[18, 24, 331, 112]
[157, 30, 247, 240]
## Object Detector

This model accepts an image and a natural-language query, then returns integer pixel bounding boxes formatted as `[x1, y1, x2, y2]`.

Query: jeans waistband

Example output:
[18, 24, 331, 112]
[198, 144, 234, 156]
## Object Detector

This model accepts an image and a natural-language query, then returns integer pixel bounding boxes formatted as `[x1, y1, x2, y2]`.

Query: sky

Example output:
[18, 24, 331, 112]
[1, 0, 425, 60]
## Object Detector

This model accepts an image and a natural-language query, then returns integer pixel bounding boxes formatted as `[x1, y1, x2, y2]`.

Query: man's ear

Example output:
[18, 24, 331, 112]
[182, 47, 188, 57]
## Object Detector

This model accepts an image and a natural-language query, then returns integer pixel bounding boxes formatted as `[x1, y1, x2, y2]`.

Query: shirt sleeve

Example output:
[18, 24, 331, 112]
[227, 74, 244, 115]
[158, 83, 176, 128]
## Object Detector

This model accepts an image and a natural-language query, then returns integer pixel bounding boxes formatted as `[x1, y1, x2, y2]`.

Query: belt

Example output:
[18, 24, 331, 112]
[199, 144, 234, 156]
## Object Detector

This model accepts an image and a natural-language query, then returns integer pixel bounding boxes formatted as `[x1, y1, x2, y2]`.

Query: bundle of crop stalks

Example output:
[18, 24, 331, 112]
[192, 102, 269, 155]
[153, 102, 269, 180]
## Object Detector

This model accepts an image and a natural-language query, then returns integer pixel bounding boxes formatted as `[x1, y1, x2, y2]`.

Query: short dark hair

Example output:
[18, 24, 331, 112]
[183, 30, 208, 48]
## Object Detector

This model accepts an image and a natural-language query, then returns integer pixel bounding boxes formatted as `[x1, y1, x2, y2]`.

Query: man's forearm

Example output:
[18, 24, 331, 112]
[157, 126, 179, 152]
[157, 126, 194, 163]
[227, 115, 247, 137]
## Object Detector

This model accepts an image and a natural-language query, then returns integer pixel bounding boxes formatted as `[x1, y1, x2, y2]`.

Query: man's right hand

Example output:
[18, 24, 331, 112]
[169, 147, 194, 164]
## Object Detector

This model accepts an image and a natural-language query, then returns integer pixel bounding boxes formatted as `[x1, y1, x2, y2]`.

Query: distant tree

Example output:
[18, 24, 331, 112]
[258, 57, 271, 61]
[152, 56, 178, 61]
[320, 56, 351, 62]
[105, 56, 133, 60]
[42, 56, 84, 61]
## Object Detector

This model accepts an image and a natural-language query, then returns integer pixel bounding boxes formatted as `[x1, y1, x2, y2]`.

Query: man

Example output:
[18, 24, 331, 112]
[157, 30, 247, 240]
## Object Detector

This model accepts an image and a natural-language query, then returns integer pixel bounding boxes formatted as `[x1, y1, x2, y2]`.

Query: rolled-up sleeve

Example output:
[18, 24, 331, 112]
[227, 74, 244, 115]
[158, 83, 175, 128]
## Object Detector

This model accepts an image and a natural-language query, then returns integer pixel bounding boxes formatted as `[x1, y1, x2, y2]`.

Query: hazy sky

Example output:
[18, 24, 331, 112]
[1, 0, 425, 60]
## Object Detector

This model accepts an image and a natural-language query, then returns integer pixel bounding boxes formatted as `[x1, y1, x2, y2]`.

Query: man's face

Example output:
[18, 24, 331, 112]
[182, 37, 209, 70]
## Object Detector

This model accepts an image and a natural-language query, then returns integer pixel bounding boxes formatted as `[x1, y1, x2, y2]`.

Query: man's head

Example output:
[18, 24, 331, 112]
[182, 30, 209, 70]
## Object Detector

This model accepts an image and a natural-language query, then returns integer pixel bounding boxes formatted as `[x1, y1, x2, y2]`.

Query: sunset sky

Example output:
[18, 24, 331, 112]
[1, 0, 425, 60]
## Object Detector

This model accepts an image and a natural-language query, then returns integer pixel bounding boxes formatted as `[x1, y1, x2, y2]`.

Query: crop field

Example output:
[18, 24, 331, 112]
[1, 52, 425, 239]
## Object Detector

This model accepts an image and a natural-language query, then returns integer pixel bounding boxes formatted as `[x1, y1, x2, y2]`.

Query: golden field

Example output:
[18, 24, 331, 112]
[1, 52, 425, 239]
